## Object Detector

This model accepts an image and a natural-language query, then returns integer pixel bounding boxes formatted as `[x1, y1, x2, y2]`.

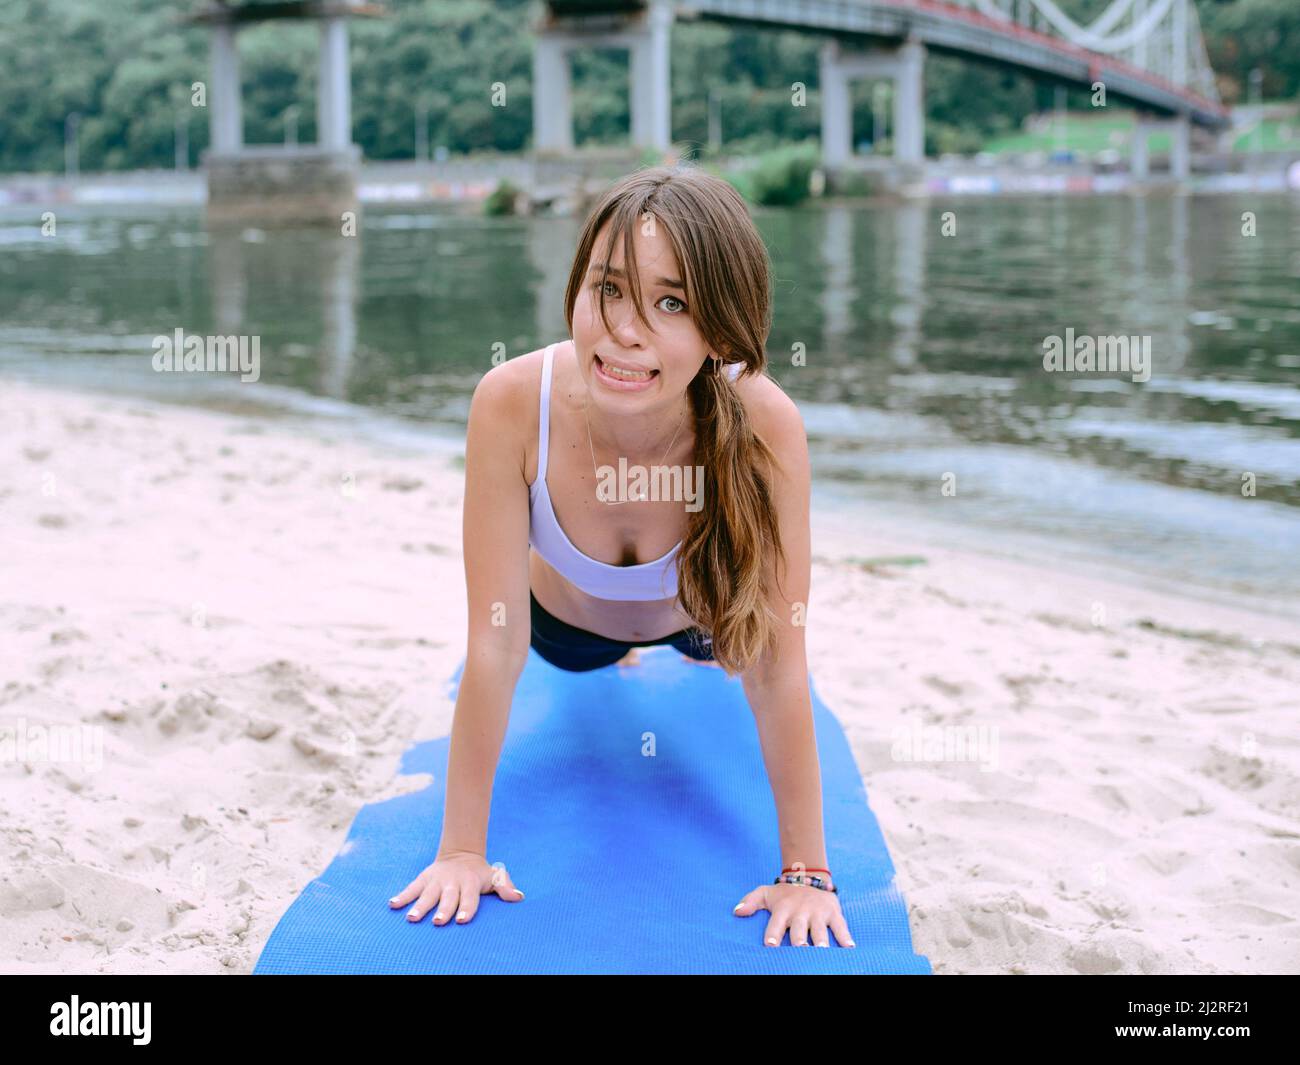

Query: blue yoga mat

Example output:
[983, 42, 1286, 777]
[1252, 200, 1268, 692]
[254, 646, 931, 974]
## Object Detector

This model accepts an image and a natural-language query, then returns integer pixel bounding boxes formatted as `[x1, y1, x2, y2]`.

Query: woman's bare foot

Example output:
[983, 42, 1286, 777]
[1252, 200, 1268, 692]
[616, 647, 642, 667]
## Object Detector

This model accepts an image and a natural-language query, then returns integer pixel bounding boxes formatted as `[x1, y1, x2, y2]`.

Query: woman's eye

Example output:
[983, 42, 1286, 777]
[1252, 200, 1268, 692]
[593, 280, 684, 314]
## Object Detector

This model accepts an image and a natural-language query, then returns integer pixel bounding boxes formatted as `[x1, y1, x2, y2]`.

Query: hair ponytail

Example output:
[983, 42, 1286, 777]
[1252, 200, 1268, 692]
[678, 356, 785, 674]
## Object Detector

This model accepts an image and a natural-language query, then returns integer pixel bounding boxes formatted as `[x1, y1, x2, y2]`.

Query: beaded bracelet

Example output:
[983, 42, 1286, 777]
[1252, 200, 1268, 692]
[774, 871, 838, 894]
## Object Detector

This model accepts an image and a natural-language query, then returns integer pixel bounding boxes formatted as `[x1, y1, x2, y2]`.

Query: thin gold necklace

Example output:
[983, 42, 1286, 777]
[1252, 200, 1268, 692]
[584, 396, 688, 505]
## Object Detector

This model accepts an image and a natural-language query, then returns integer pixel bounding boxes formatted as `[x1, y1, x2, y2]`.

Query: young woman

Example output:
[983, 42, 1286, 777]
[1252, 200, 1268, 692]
[389, 164, 854, 949]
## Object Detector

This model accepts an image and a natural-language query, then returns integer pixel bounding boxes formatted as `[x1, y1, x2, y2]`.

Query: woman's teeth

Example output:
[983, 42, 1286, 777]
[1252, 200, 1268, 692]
[600, 358, 655, 380]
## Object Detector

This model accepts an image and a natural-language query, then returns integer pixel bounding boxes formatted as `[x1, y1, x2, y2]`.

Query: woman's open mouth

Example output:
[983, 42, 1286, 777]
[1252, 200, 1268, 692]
[595, 354, 659, 390]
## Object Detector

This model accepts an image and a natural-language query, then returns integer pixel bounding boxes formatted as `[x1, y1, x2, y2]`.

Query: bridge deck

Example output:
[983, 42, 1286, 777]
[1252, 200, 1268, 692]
[545, 0, 1228, 129]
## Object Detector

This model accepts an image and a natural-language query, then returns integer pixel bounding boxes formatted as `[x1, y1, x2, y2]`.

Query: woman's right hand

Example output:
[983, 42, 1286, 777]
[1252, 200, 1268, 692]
[388, 849, 525, 926]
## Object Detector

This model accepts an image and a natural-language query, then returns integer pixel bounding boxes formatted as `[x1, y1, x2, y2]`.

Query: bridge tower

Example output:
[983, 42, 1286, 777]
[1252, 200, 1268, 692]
[533, 0, 674, 154]
[187, 0, 385, 224]
[819, 37, 926, 172]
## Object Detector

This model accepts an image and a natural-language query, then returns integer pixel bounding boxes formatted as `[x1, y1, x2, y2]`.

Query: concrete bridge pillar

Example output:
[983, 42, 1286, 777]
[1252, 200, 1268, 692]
[1168, 114, 1190, 180]
[210, 22, 243, 153]
[533, 33, 573, 153]
[317, 16, 353, 152]
[819, 42, 853, 169]
[819, 38, 926, 168]
[1131, 120, 1151, 180]
[629, 1, 672, 152]
[534, 1, 674, 155]
[894, 41, 925, 166]
[196, 2, 374, 224]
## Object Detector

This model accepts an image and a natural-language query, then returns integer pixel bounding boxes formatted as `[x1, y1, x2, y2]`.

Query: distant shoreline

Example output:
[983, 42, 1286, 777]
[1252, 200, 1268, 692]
[2, 149, 1299, 211]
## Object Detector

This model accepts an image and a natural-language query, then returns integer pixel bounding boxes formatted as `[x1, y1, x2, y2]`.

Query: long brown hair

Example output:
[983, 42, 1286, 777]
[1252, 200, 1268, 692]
[562, 163, 785, 675]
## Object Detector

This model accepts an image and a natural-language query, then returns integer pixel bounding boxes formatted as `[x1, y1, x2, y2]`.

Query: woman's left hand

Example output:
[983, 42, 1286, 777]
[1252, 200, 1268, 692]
[733, 883, 856, 947]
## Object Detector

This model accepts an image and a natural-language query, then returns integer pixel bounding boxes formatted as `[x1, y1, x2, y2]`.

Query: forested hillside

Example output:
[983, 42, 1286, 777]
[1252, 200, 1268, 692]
[0, 0, 1293, 173]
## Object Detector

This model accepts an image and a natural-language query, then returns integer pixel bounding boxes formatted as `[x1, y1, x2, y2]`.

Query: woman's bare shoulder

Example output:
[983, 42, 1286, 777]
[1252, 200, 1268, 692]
[477, 345, 548, 401]
[735, 363, 804, 442]
[468, 345, 550, 482]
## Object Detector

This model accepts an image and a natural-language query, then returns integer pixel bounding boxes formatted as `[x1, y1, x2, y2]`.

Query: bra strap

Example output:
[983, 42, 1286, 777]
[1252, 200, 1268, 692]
[537, 343, 555, 482]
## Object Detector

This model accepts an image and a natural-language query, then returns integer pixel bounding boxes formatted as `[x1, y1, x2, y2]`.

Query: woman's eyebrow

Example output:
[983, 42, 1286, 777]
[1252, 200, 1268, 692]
[588, 262, 684, 290]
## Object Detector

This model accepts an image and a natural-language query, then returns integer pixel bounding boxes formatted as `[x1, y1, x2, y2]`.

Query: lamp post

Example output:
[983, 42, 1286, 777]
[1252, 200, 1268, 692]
[1054, 84, 1067, 157]
[284, 104, 300, 147]
[1248, 67, 1263, 155]
[175, 112, 189, 170]
[64, 112, 81, 181]
[415, 100, 429, 162]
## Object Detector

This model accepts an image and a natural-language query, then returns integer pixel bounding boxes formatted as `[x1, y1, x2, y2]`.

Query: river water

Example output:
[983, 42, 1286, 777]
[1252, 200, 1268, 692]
[1, 194, 1297, 611]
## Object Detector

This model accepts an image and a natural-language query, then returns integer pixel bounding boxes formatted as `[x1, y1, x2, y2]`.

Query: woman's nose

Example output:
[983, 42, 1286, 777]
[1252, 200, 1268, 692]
[609, 304, 646, 346]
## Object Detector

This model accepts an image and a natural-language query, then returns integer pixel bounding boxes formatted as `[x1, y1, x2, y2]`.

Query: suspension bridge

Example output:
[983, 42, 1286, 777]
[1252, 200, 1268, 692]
[534, 0, 1229, 176]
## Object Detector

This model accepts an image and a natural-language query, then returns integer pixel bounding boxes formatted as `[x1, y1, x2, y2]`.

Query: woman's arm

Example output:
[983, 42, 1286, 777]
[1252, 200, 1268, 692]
[437, 359, 535, 858]
[733, 389, 852, 945]
[738, 388, 824, 876]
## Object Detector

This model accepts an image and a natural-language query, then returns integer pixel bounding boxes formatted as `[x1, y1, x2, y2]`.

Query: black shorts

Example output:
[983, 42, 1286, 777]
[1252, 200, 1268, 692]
[530, 590, 715, 672]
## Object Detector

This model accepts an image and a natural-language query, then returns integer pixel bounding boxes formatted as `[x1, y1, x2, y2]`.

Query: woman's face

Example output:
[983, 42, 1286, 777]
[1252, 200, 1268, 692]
[572, 217, 711, 406]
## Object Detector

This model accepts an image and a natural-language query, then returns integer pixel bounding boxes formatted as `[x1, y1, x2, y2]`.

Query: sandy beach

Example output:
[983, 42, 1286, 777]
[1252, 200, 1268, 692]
[2, 377, 1297, 974]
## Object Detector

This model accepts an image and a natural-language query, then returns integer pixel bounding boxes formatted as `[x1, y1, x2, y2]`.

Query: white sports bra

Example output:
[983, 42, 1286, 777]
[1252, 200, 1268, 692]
[527, 341, 740, 601]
